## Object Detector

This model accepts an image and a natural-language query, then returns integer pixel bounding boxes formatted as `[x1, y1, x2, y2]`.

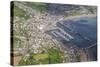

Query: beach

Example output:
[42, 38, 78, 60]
[65, 14, 97, 20]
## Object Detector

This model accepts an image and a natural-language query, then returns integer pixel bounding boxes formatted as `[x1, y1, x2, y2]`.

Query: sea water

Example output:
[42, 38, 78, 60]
[57, 16, 97, 48]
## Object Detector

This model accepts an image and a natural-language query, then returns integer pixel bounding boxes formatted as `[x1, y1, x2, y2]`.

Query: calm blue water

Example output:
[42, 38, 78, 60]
[56, 16, 97, 48]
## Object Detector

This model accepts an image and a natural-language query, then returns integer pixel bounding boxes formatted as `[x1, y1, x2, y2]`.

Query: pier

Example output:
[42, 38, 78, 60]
[57, 21, 92, 43]
[51, 31, 70, 41]
[85, 43, 97, 49]
[58, 28, 74, 39]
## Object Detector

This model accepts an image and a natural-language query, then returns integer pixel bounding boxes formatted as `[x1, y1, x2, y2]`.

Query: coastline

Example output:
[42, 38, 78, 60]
[63, 14, 97, 61]
[64, 14, 97, 20]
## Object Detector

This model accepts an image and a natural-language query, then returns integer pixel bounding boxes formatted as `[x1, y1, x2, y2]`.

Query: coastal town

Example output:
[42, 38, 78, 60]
[11, 1, 97, 66]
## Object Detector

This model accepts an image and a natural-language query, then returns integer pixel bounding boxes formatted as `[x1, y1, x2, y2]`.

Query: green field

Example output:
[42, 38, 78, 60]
[18, 48, 64, 65]
[14, 5, 30, 20]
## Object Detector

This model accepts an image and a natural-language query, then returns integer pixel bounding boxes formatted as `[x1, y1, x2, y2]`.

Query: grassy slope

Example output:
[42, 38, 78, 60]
[18, 48, 64, 65]
[14, 5, 30, 20]
[33, 54, 48, 60]
[24, 2, 48, 13]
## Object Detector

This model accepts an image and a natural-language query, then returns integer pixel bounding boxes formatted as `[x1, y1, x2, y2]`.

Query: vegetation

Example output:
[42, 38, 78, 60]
[14, 5, 30, 20]
[18, 48, 64, 65]
[47, 48, 64, 64]
[85, 6, 97, 14]
[64, 6, 97, 17]
[33, 54, 48, 60]
[24, 2, 48, 13]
